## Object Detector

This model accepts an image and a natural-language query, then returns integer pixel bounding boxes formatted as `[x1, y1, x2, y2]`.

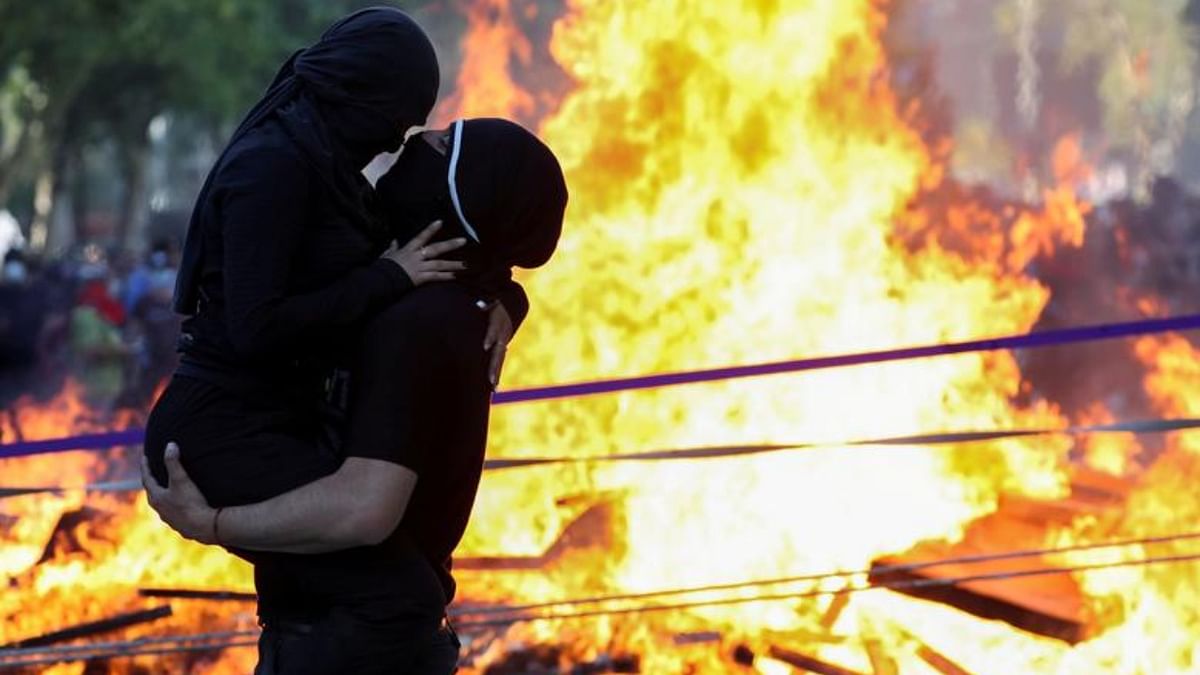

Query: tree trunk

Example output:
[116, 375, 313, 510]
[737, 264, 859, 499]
[0, 119, 36, 207]
[116, 138, 151, 250]
[70, 146, 89, 245]
[43, 143, 78, 254]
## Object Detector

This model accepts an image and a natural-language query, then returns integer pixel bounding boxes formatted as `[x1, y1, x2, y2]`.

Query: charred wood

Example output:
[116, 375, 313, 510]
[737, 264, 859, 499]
[767, 645, 866, 675]
[137, 588, 256, 602]
[3, 605, 172, 649]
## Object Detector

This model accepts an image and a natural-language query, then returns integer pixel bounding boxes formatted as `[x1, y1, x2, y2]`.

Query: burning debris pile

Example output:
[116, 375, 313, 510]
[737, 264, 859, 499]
[5, 0, 1200, 673]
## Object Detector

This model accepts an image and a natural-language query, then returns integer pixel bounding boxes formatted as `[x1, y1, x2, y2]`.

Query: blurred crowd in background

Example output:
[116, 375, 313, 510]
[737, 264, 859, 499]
[0, 236, 180, 437]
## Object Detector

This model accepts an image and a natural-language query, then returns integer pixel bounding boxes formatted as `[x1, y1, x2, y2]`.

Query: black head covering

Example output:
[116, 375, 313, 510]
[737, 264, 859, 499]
[378, 118, 567, 273]
[451, 118, 567, 270]
[174, 7, 440, 314]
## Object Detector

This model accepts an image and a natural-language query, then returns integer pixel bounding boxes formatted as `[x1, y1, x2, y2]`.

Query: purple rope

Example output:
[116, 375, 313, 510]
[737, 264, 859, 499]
[0, 429, 146, 460]
[493, 313, 1200, 403]
[4, 314, 1199, 460]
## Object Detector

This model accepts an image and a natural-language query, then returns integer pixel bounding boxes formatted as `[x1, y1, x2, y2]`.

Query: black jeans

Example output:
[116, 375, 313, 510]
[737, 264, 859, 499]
[253, 611, 459, 675]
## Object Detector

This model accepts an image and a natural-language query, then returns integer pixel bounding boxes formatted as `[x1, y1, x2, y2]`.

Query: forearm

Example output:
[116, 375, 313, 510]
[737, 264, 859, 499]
[213, 457, 416, 554]
[217, 471, 367, 554]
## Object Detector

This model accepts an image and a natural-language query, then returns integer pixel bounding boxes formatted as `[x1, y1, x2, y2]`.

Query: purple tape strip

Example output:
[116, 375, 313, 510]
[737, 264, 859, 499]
[0, 429, 146, 460]
[492, 314, 1200, 403]
[4, 314, 1199, 460]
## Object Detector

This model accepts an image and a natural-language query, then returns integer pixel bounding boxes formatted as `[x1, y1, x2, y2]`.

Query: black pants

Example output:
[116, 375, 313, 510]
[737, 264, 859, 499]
[145, 374, 447, 652]
[253, 611, 460, 675]
[144, 374, 341, 508]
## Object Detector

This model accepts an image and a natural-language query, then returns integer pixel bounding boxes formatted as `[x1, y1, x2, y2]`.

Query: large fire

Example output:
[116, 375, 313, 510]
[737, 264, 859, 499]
[3, 0, 1200, 672]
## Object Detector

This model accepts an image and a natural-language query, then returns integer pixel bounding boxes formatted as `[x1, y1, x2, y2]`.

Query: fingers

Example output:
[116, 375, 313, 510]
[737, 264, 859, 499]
[163, 442, 191, 489]
[399, 220, 443, 252]
[429, 260, 467, 272]
[484, 304, 514, 351]
[488, 344, 506, 388]
[422, 237, 468, 258]
[483, 309, 502, 350]
[140, 453, 164, 499]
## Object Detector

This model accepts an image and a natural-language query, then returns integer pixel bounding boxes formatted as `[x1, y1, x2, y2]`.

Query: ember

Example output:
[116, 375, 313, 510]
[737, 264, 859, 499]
[4, 0, 1200, 673]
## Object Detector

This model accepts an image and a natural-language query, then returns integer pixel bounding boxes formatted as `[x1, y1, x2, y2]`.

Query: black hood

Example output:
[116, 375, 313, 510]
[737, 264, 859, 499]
[174, 7, 440, 314]
[448, 118, 567, 270]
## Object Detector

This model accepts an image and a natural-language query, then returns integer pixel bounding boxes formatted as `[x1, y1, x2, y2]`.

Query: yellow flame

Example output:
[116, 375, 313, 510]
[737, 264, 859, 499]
[454, 0, 1089, 669]
[16, 0, 1200, 672]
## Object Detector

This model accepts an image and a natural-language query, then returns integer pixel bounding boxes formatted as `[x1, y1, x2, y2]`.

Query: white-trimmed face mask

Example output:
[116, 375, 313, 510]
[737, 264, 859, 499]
[447, 119, 481, 243]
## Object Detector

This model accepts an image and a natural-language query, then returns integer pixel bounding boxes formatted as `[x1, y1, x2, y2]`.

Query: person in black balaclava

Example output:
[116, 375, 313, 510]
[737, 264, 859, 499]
[142, 9, 531, 673]
[375, 116, 567, 372]
[143, 119, 568, 675]
[381, 117, 567, 270]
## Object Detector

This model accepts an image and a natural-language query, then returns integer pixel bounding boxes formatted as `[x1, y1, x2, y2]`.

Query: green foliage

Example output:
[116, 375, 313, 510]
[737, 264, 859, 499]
[0, 0, 373, 139]
[0, 1, 407, 157]
[958, 0, 1200, 193]
[0, 0, 410, 235]
[1053, 0, 1198, 151]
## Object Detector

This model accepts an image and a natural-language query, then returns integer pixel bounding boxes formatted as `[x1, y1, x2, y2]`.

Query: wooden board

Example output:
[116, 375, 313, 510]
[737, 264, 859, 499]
[870, 465, 1134, 644]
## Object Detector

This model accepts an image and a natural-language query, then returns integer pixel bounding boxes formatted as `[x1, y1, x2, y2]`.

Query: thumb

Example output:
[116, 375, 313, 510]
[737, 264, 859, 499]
[140, 453, 165, 497]
[163, 442, 190, 487]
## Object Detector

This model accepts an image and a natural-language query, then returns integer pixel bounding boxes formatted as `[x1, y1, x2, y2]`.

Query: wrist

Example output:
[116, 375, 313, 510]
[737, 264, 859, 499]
[212, 506, 225, 546]
[191, 506, 221, 545]
[375, 258, 414, 293]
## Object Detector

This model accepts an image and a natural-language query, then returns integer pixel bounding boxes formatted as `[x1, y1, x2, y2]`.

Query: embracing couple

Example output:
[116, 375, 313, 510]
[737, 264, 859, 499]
[140, 7, 567, 674]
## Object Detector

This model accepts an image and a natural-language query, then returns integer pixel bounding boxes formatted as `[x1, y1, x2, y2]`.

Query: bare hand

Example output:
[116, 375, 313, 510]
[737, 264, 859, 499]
[381, 220, 467, 286]
[141, 443, 217, 545]
[482, 301, 514, 389]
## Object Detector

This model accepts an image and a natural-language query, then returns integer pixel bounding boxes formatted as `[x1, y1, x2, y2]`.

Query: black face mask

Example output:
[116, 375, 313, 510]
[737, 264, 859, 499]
[376, 138, 453, 245]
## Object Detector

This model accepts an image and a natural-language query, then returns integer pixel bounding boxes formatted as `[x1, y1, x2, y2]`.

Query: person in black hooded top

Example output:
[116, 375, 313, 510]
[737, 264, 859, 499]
[142, 8, 529, 665]
[144, 118, 568, 674]
[146, 8, 527, 527]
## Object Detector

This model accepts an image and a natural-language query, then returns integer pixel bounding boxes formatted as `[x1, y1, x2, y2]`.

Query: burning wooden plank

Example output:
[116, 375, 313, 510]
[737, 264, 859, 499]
[867, 556, 1085, 643]
[138, 588, 256, 602]
[915, 643, 974, 675]
[2, 606, 173, 649]
[860, 638, 899, 675]
[37, 505, 117, 563]
[0, 487, 48, 499]
[455, 501, 614, 570]
[869, 466, 1134, 644]
[766, 645, 866, 675]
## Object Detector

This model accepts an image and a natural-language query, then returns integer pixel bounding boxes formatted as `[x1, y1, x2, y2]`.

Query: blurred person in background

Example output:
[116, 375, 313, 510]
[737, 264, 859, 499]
[118, 259, 180, 409]
[0, 249, 43, 439]
[121, 239, 175, 314]
[0, 210, 23, 261]
[69, 256, 133, 410]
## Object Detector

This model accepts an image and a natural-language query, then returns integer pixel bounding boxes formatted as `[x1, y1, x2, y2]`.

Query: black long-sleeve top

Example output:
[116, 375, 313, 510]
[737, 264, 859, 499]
[178, 119, 527, 389]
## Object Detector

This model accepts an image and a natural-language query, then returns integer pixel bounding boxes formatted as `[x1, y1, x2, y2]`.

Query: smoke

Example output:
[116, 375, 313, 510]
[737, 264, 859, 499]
[888, 0, 1200, 198]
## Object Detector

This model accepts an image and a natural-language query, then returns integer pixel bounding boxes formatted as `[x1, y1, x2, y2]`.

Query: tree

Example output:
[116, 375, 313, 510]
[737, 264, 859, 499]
[993, 0, 1199, 196]
[0, 0, 399, 250]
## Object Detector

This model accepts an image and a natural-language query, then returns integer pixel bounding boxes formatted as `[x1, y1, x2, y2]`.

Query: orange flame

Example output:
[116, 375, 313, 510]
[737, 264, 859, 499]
[433, 0, 536, 125]
[6, 1, 1200, 672]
